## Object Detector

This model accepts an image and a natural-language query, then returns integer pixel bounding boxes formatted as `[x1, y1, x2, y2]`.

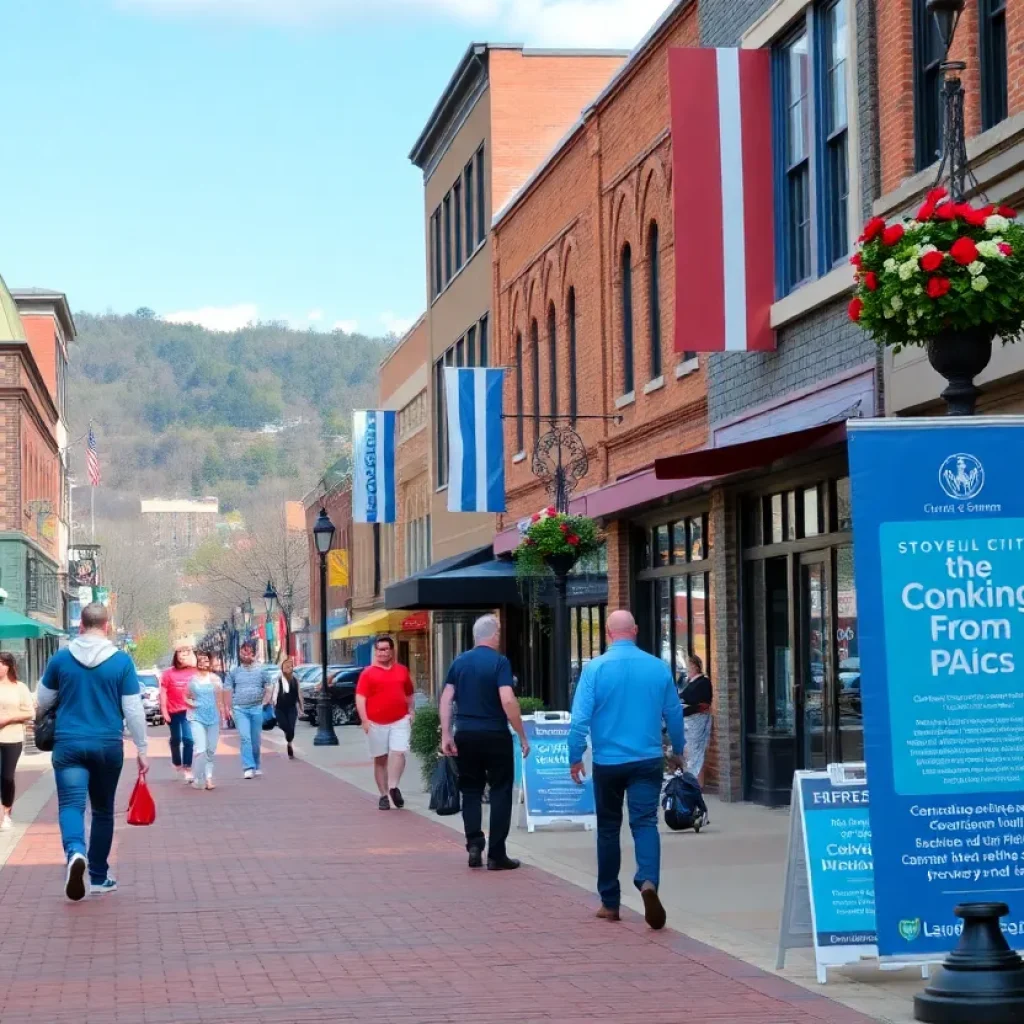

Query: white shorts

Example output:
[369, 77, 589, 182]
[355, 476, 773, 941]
[366, 716, 411, 758]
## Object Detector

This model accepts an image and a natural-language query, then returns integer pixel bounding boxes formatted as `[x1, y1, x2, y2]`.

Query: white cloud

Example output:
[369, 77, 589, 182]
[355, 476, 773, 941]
[332, 319, 359, 333]
[380, 311, 415, 337]
[306, 308, 324, 322]
[163, 303, 258, 332]
[116, 0, 662, 47]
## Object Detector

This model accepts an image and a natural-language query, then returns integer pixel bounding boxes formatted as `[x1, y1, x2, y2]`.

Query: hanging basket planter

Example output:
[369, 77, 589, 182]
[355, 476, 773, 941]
[513, 507, 601, 581]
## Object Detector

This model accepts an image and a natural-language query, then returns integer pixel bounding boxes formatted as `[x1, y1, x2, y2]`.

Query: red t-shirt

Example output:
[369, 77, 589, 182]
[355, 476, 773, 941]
[160, 667, 195, 715]
[356, 664, 414, 725]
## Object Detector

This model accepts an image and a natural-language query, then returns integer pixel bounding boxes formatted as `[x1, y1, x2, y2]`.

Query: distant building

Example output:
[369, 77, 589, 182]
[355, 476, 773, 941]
[141, 497, 219, 553]
[169, 601, 209, 648]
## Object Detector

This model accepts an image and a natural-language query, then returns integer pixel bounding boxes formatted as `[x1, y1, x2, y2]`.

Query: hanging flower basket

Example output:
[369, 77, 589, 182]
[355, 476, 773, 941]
[848, 188, 1024, 352]
[513, 507, 601, 579]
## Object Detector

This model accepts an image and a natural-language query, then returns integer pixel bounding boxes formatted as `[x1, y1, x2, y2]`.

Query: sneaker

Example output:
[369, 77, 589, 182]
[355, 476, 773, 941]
[65, 852, 87, 902]
[183, 771, 194, 784]
[244, 769, 254, 780]
[389, 787, 405, 809]
[378, 796, 390, 810]
[90, 879, 118, 896]
[191, 780, 203, 790]
[253, 769, 263, 777]
[0, 813, 11, 832]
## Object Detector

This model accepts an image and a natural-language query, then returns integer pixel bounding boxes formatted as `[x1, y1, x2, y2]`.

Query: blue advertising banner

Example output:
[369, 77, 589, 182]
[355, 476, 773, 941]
[849, 417, 1024, 957]
[520, 716, 595, 830]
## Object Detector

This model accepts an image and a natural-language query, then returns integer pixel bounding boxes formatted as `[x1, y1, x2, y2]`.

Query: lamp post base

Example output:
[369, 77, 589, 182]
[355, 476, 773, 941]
[313, 695, 339, 746]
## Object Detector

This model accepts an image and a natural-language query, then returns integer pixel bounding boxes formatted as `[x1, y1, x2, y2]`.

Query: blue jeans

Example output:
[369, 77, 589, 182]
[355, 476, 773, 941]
[168, 711, 194, 769]
[234, 705, 263, 772]
[592, 757, 663, 910]
[52, 740, 124, 885]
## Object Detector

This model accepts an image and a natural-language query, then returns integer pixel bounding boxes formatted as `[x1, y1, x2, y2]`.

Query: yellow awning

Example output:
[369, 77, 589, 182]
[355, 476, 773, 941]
[330, 609, 408, 641]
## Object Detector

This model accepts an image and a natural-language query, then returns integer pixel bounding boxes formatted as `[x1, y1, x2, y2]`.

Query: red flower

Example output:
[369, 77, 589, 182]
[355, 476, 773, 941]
[934, 202, 958, 221]
[850, 252, 862, 268]
[848, 297, 863, 322]
[926, 186, 948, 204]
[559, 522, 570, 533]
[531, 512, 541, 523]
[950, 236, 979, 266]
[567, 535, 580, 547]
[917, 200, 936, 221]
[920, 250, 944, 272]
[999, 242, 1014, 257]
[860, 217, 886, 243]
[998, 205, 1018, 219]
[927, 276, 952, 299]
[524, 537, 535, 546]
[546, 506, 556, 516]
[957, 204, 989, 227]
[863, 271, 878, 291]
[882, 224, 905, 246]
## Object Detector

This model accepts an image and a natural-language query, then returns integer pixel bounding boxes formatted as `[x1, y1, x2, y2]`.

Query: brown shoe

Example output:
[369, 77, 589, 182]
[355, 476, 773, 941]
[596, 905, 620, 922]
[640, 882, 667, 930]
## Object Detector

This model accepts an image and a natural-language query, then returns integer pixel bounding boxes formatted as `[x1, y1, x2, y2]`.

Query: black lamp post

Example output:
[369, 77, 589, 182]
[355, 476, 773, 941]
[220, 621, 229, 669]
[263, 580, 278, 661]
[242, 596, 253, 642]
[312, 507, 338, 746]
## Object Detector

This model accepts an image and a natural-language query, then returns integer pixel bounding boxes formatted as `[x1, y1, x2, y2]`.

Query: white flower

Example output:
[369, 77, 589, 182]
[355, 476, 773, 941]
[884, 257, 898, 273]
[905, 220, 921, 231]
[913, 285, 924, 295]
[986, 215, 1010, 233]
[899, 260, 917, 281]
[891, 294, 904, 310]
[907, 312, 917, 325]
[884, 306, 895, 319]
[919, 244, 938, 255]
[977, 240, 1000, 258]
[968, 260, 986, 277]
[972, 275, 990, 292]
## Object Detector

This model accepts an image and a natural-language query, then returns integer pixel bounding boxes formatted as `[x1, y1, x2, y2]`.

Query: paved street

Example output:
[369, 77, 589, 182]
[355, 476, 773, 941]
[0, 734, 876, 1024]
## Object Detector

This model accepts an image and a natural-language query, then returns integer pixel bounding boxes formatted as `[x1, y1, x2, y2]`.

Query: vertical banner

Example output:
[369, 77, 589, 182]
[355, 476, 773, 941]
[353, 410, 396, 524]
[444, 367, 506, 514]
[327, 549, 349, 587]
[849, 416, 1024, 957]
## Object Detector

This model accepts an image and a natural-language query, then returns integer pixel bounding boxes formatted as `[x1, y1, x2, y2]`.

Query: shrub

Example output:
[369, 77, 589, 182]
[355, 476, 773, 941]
[517, 696, 545, 717]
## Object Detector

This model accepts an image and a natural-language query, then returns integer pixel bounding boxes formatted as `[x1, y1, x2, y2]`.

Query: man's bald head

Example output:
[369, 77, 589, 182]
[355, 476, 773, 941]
[606, 609, 637, 642]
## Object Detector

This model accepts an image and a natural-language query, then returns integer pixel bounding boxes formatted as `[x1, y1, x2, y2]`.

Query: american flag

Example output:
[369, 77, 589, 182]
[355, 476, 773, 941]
[86, 426, 101, 487]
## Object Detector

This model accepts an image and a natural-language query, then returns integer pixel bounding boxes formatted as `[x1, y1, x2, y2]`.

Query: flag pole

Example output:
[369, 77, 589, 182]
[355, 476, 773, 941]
[90, 483, 95, 542]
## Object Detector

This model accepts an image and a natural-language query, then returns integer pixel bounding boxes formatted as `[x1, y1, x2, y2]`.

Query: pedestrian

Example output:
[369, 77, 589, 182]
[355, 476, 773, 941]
[273, 657, 304, 760]
[567, 609, 684, 930]
[224, 641, 271, 779]
[160, 645, 196, 783]
[35, 602, 149, 901]
[680, 652, 713, 786]
[185, 650, 224, 790]
[440, 614, 530, 871]
[0, 653, 35, 832]
[355, 636, 415, 809]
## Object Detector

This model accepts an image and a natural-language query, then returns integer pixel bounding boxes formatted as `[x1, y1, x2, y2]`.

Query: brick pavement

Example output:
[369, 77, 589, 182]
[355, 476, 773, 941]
[0, 736, 880, 1024]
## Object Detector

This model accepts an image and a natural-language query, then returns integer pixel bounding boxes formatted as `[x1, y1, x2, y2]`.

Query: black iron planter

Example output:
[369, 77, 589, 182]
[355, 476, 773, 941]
[926, 328, 994, 416]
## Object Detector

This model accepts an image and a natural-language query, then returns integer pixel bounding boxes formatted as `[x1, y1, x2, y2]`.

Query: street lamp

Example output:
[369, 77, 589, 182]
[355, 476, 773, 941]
[312, 507, 338, 746]
[242, 597, 253, 633]
[263, 580, 279, 661]
[220, 620, 229, 669]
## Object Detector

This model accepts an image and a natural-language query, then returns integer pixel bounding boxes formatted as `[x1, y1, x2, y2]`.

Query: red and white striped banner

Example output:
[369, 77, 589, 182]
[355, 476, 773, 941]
[669, 47, 776, 353]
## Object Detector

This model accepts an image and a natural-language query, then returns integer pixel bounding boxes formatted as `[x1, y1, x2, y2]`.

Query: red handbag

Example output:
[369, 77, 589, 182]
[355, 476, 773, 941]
[126, 772, 156, 826]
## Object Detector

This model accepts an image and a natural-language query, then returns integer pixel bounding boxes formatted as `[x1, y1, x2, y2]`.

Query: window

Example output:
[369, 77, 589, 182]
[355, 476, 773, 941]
[567, 288, 577, 425]
[455, 335, 465, 368]
[515, 332, 525, 452]
[778, 30, 812, 289]
[980, 0, 1008, 131]
[443, 193, 452, 283]
[56, 344, 67, 416]
[530, 319, 540, 442]
[430, 209, 442, 299]
[434, 358, 448, 487]
[464, 159, 475, 256]
[466, 324, 476, 366]
[821, 0, 849, 268]
[453, 180, 463, 270]
[478, 314, 488, 367]
[913, 0, 944, 171]
[475, 146, 486, 245]
[647, 223, 662, 379]
[620, 244, 635, 395]
[547, 302, 558, 418]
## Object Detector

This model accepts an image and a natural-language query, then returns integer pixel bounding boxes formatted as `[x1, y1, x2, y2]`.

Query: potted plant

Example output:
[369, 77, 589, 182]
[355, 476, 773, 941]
[848, 188, 1024, 414]
[513, 506, 601, 578]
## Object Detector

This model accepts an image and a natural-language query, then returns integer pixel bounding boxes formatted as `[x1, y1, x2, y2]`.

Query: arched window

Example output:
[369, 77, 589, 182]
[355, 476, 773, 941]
[567, 288, 577, 425]
[647, 222, 662, 378]
[547, 302, 558, 419]
[530, 318, 540, 442]
[515, 331, 524, 452]
[621, 243, 635, 394]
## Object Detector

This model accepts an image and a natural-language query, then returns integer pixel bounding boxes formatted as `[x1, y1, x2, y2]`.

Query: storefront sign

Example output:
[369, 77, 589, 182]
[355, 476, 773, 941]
[849, 417, 1024, 957]
[400, 611, 428, 632]
[519, 714, 595, 832]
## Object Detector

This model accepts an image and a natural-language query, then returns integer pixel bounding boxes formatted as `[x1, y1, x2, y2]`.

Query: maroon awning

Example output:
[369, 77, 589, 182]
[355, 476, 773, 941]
[654, 421, 848, 480]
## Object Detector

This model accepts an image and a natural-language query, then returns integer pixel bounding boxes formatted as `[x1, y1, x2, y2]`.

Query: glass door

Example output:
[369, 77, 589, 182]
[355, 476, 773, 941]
[799, 554, 834, 770]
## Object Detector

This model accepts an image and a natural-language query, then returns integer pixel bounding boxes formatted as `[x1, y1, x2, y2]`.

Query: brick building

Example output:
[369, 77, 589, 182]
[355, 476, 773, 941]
[141, 497, 219, 554]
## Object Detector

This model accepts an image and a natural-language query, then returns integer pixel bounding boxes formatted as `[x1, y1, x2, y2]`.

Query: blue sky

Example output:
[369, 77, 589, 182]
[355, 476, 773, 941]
[3, 0, 666, 337]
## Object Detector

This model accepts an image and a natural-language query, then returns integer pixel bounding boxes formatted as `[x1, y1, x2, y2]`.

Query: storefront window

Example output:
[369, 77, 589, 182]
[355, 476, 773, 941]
[654, 525, 670, 566]
[747, 557, 793, 733]
[571, 604, 606, 690]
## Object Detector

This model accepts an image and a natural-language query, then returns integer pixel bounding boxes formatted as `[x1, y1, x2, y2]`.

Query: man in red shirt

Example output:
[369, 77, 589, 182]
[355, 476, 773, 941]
[355, 636, 415, 810]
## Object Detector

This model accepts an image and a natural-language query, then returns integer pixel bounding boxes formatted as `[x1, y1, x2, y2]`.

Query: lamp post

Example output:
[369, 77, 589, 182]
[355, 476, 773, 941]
[312, 507, 338, 746]
[242, 597, 253, 641]
[220, 620, 229, 669]
[263, 580, 278, 662]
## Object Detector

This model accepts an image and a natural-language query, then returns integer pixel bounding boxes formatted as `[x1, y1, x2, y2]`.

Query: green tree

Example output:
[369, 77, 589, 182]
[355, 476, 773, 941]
[133, 633, 169, 667]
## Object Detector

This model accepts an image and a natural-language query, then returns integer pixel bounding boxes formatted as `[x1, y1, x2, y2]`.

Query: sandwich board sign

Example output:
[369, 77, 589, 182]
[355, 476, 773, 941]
[518, 713, 595, 832]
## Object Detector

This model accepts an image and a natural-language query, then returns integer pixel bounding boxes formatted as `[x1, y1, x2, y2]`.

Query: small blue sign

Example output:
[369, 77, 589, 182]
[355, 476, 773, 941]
[521, 718, 595, 821]
[849, 418, 1024, 957]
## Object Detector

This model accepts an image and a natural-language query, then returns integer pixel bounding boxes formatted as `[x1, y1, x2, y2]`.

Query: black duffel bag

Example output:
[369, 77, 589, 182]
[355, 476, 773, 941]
[428, 756, 460, 816]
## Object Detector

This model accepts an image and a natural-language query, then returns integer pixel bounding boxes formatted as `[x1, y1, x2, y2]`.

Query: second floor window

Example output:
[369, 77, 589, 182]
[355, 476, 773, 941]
[464, 158, 475, 255]
[547, 302, 558, 418]
[621, 244, 635, 395]
[454, 180, 463, 270]
[568, 288, 578, 425]
[530, 319, 540, 442]
[913, 0, 944, 172]
[443, 194, 453, 284]
[476, 146, 486, 245]
[515, 331, 525, 451]
[980, 0, 1008, 131]
[647, 223, 662, 379]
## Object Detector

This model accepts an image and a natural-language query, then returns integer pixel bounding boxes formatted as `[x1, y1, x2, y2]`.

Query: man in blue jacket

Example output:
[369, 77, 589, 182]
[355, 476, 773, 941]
[568, 609, 684, 930]
[36, 602, 149, 901]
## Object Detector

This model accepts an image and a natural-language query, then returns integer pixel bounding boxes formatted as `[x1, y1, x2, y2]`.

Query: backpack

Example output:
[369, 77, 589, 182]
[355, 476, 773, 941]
[662, 771, 709, 832]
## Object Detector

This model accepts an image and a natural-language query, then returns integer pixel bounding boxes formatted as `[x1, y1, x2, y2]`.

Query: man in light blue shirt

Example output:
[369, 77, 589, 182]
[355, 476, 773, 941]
[568, 609, 684, 930]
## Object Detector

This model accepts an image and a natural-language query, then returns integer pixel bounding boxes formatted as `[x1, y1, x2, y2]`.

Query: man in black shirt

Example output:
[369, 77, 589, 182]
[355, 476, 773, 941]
[440, 614, 530, 870]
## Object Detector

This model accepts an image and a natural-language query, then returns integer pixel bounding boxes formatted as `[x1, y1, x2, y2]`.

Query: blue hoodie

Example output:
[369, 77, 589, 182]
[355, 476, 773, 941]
[39, 635, 141, 746]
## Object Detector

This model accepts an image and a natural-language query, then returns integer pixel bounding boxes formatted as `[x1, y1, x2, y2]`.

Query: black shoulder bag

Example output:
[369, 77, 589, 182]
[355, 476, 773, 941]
[34, 702, 57, 752]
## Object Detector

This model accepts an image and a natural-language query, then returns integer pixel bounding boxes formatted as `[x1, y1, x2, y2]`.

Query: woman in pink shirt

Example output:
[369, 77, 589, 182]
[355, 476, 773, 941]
[160, 646, 196, 783]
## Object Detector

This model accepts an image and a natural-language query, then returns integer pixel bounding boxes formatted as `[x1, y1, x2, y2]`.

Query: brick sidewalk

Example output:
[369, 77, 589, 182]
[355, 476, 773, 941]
[0, 738, 878, 1024]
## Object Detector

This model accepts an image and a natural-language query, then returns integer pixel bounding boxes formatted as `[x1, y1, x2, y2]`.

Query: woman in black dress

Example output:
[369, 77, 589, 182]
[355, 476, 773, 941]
[274, 658, 304, 760]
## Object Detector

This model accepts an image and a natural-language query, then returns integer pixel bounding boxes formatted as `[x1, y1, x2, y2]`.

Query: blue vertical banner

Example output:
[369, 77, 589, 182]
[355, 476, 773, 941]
[444, 367, 506, 514]
[352, 410, 396, 524]
[849, 417, 1024, 957]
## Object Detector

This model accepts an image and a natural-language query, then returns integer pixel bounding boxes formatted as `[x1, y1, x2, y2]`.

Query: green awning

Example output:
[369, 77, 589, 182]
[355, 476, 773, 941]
[0, 606, 64, 639]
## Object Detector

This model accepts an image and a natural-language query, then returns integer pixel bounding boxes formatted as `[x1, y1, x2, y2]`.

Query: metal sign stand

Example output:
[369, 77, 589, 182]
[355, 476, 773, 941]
[517, 713, 595, 833]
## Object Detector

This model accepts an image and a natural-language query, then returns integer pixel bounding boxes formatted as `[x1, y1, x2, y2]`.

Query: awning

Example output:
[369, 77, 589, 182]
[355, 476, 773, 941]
[385, 545, 520, 610]
[654, 421, 848, 480]
[0, 606, 64, 640]
[331, 609, 410, 641]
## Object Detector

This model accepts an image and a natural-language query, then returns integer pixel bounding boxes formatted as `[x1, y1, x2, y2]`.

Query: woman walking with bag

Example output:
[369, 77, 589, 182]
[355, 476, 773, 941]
[0, 654, 34, 831]
[273, 658, 303, 760]
[160, 646, 196, 783]
[680, 653, 713, 786]
[185, 650, 225, 790]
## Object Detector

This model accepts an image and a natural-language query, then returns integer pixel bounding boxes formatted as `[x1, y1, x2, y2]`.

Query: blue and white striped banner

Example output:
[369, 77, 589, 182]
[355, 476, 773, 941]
[444, 367, 506, 514]
[352, 410, 396, 523]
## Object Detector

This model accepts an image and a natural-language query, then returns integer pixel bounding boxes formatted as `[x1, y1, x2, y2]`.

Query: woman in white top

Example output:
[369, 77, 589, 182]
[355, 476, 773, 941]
[184, 650, 226, 790]
[273, 658, 304, 760]
[0, 653, 34, 830]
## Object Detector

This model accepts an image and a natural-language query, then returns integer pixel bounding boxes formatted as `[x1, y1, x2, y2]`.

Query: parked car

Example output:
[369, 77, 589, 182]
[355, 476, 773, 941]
[138, 669, 162, 725]
[301, 665, 360, 726]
